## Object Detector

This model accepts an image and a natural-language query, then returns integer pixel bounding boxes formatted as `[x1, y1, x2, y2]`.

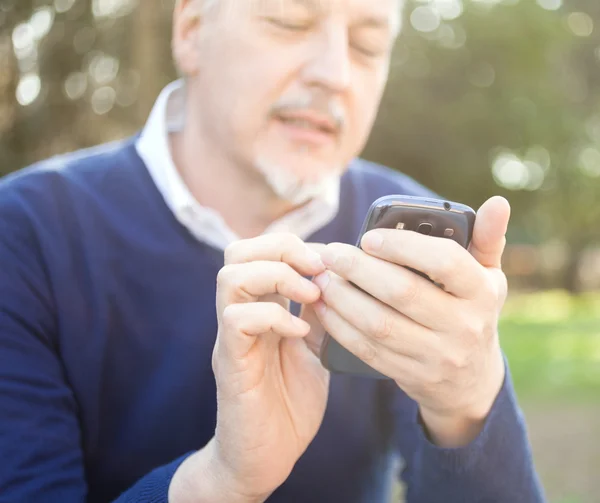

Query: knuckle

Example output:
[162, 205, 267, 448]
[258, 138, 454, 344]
[444, 351, 465, 370]
[463, 316, 485, 340]
[217, 265, 249, 298]
[443, 351, 469, 372]
[223, 241, 243, 265]
[422, 369, 444, 391]
[216, 264, 236, 286]
[278, 233, 311, 264]
[436, 254, 460, 279]
[221, 304, 241, 330]
[372, 313, 395, 341]
[390, 278, 420, 306]
[355, 339, 378, 362]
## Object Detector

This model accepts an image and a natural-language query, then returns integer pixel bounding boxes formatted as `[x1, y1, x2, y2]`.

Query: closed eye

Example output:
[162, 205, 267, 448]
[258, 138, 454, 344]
[352, 44, 382, 58]
[352, 42, 389, 60]
[266, 17, 312, 32]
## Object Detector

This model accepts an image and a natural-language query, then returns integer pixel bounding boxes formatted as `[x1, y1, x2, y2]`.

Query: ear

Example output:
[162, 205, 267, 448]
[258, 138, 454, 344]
[172, 0, 203, 77]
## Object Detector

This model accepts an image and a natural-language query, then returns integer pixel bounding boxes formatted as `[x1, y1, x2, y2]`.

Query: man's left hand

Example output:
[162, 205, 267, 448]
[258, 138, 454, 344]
[312, 197, 511, 448]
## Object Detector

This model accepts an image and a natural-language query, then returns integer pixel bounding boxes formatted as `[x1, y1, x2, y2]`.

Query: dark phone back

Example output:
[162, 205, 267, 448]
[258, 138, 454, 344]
[319, 195, 476, 379]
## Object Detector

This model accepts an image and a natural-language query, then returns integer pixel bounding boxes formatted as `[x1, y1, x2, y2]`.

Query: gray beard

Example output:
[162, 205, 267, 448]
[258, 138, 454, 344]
[255, 157, 340, 206]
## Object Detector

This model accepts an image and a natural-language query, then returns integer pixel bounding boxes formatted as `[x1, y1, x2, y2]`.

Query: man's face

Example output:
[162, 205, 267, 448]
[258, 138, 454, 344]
[175, 0, 401, 202]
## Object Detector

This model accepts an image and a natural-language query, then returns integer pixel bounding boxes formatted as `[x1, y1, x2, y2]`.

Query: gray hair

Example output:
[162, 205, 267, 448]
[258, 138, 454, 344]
[175, 0, 220, 13]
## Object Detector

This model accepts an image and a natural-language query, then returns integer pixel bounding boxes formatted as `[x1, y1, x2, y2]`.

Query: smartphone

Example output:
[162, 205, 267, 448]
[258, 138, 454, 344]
[319, 195, 476, 379]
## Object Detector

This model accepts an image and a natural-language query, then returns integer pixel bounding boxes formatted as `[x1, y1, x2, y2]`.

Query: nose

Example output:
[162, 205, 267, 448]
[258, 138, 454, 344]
[301, 24, 352, 94]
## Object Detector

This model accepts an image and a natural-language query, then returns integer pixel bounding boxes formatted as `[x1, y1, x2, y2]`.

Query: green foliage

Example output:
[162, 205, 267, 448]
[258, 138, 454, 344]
[1, 0, 600, 288]
[366, 0, 600, 252]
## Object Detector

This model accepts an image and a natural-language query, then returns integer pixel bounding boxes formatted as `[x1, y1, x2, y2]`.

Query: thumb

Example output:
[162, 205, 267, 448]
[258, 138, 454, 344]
[469, 196, 511, 269]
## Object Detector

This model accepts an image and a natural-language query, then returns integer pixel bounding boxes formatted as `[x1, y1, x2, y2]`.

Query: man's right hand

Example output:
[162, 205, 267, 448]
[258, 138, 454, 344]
[169, 234, 330, 503]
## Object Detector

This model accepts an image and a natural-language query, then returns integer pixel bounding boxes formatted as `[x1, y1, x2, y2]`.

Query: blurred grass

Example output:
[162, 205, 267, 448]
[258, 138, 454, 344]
[499, 291, 599, 503]
[501, 290, 600, 403]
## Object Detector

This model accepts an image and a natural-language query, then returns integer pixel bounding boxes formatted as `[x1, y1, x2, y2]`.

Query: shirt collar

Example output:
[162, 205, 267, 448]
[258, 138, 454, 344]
[136, 80, 341, 249]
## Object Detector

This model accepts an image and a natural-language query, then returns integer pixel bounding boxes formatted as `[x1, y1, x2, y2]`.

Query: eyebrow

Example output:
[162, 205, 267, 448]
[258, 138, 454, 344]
[282, 0, 401, 36]
[355, 15, 400, 38]
[290, 0, 320, 10]
[359, 16, 392, 30]
[261, 0, 318, 15]
[291, 0, 316, 6]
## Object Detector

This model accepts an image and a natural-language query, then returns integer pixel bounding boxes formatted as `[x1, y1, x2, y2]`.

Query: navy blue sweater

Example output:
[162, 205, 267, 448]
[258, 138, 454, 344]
[0, 138, 544, 503]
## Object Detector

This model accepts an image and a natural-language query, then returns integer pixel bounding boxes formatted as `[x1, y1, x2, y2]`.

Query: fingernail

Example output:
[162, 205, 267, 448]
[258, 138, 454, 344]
[362, 231, 384, 251]
[313, 272, 331, 291]
[320, 248, 337, 267]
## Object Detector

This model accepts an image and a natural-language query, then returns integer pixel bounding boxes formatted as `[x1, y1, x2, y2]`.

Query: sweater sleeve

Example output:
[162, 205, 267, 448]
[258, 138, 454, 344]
[396, 359, 547, 503]
[113, 454, 192, 503]
[0, 184, 191, 503]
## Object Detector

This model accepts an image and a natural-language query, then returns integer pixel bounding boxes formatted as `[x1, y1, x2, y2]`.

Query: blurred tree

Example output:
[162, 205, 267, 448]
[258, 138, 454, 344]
[364, 0, 600, 292]
[1, 0, 600, 291]
[0, 0, 176, 175]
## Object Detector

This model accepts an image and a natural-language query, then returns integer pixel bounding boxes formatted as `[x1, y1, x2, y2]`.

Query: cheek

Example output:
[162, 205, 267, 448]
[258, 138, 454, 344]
[202, 70, 271, 146]
[215, 59, 291, 137]
[345, 82, 385, 153]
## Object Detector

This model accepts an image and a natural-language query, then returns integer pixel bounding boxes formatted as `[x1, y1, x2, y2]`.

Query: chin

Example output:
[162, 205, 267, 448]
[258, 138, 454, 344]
[255, 155, 342, 205]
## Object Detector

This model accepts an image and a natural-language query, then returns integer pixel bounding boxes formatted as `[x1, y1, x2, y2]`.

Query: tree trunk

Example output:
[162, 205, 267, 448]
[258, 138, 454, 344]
[130, 0, 176, 124]
[0, 26, 20, 175]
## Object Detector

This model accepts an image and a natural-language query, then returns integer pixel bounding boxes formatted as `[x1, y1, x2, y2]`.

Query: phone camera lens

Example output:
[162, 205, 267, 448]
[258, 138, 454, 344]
[417, 223, 433, 235]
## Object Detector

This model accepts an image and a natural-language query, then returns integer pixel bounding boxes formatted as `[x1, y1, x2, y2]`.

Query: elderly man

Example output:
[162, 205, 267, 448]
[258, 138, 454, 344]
[0, 0, 544, 502]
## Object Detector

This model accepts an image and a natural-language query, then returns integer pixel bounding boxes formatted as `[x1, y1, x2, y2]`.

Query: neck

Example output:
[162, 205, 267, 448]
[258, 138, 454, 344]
[170, 116, 299, 241]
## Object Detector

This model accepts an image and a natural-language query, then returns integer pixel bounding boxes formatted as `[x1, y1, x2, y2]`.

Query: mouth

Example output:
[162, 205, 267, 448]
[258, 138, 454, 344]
[273, 110, 340, 147]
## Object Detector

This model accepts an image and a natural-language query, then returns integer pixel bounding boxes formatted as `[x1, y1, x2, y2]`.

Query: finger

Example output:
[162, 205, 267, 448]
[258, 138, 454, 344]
[299, 303, 326, 358]
[320, 243, 464, 327]
[469, 196, 511, 269]
[306, 242, 328, 256]
[313, 300, 427, 385]
[225, 233, 326, 276]
[216, 261, 321, 314]
[314, 272, 442, 358]
[220, 302, 310, 360]
[357, 231, 487, 299]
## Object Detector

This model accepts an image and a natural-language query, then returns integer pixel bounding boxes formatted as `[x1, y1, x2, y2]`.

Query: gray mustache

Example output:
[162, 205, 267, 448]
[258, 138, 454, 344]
[271, 94, 345, 131]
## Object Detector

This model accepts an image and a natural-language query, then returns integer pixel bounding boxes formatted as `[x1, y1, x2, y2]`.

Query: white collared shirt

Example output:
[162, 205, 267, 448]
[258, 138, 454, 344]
[135, 80, 341, 251]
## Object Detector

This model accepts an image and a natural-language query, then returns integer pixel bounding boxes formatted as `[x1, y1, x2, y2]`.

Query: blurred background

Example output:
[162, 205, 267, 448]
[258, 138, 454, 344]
[1, 0, 599, 501]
